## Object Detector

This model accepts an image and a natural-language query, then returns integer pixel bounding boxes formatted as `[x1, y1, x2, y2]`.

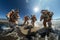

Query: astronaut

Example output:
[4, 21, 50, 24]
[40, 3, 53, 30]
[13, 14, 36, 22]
[6, 9, 20, 32]
[31, 15, 37, 26]
[23, 15, 29, 25]
[40, 10, 53, 28]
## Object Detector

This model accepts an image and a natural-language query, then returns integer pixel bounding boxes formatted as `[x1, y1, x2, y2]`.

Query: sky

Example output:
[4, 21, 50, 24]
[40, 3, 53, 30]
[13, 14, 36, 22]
[0, 0, 60, 21]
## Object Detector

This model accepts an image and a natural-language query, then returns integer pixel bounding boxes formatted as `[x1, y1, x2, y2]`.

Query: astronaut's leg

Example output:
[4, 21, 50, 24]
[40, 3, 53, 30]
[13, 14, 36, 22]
[32, 21, 35, 27]
[48, 21, 52, 28]
[27, 21, 29, 25]
[9, 22, 15, 33]
[43, 21, 47, 28]
[23, 21, 26, 25]
[31, 21, 33, 26]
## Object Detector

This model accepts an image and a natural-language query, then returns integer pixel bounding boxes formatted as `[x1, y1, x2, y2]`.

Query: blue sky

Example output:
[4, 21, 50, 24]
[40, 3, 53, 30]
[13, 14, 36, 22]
[0, 0, 60, 20]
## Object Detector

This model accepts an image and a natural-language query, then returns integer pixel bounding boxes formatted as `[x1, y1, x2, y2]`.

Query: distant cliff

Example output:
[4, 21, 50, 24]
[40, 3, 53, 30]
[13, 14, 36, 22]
[0, 19, 9, 27]
[0, 19, 8, 23]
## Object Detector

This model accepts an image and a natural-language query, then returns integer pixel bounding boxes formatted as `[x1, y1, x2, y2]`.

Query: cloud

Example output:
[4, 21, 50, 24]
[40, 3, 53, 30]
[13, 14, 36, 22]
[33, 6, 39, 13]
[26, 0, 29, 3]
[45, 7, 50, 10]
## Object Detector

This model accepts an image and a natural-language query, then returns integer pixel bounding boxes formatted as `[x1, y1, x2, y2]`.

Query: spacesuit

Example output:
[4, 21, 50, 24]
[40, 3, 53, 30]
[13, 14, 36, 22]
[31, 15, 37, 26]
[23, 16, 29, 25]
[6, 9, 20, 32]
[40, 10, 53, 28]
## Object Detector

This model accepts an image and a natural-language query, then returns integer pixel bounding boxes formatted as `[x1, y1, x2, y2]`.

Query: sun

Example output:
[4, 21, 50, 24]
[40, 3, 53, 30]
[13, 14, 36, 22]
[33, 7, 39, 13]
